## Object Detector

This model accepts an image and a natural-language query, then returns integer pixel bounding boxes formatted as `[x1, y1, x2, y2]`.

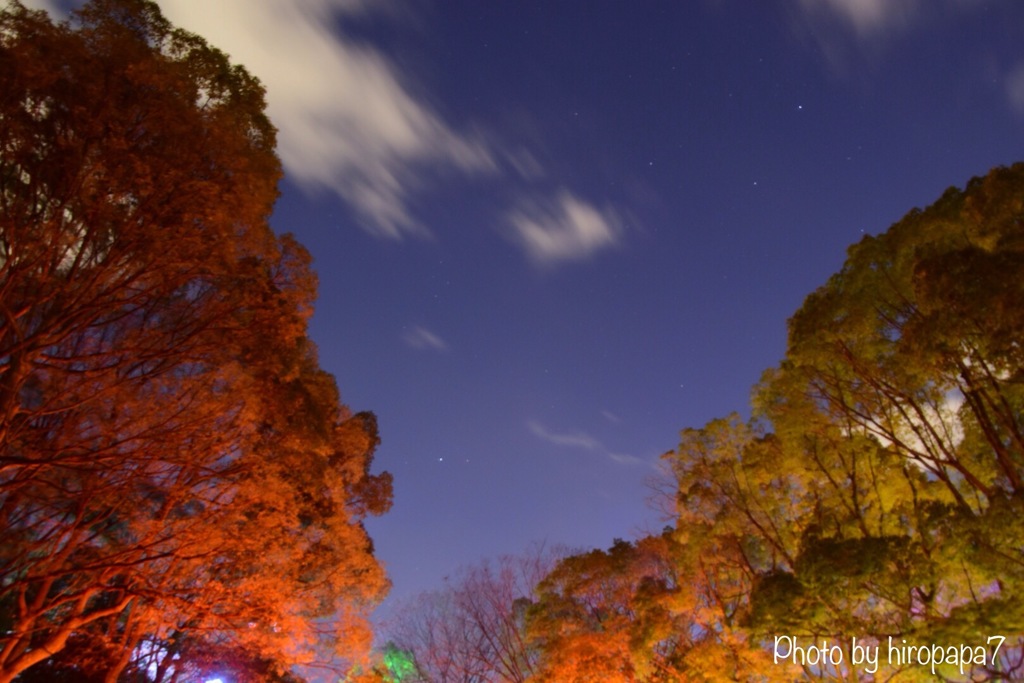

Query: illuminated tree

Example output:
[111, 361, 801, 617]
[526, 537, 676, 683]
[0, 1, 391, 680]
[525, 531, 792, 683]
[661, 164, 1024, 680]
[756, 164, 1024, 677]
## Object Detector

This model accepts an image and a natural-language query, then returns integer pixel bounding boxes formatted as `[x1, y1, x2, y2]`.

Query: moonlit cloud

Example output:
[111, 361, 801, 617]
[403, 325, 448, 351]
[159, 1, 626, 260]
[797, 0, 920, 35]
[528, 420, 641, 466]
[507, 191, 622, 265]
[791, 0, 982, 80]
[155, 0, 495, 240]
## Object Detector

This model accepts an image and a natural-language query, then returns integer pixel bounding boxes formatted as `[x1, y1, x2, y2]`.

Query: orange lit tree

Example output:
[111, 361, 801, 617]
[525, 530, 794, 683]
[0, 1, 391, 681]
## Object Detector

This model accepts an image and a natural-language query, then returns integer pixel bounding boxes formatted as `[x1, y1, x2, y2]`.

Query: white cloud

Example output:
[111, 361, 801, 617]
[507, 191, 622, 265]
[527, 420, 641, 466]
[791, 0, 982, 77]
[155, 0, 495, 240]
[797, 0, 920, 35]
[403, 325, 447, 351]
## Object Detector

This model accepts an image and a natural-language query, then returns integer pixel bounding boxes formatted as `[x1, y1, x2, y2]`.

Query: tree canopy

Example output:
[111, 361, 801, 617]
[0, 1, 391, 681]
[509, 164, 1024, 681]
[664, 163, 1024, 680]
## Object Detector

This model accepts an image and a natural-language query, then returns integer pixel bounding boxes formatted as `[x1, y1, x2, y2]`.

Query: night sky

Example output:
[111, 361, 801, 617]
[31, 0, 1024, 616]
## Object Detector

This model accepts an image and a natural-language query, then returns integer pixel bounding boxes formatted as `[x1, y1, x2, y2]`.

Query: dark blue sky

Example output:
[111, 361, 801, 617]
[268, 0, 1024, 615]
[32, 0, 1024, 615]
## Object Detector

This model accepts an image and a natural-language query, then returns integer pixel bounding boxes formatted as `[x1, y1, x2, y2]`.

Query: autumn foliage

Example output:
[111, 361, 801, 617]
[0, 1, 390, 681]
[383, 165, 1024, 682]
[528, 166, 1024, 682]
[528, 164, 1024, 682]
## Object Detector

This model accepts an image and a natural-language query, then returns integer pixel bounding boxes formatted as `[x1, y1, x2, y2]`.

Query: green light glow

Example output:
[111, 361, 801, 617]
[382, 643, 418, 682]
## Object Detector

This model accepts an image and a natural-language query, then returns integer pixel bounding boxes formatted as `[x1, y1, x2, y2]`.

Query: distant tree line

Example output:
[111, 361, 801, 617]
[379, 164, 1024, 681]
[0, 1, 391, 681]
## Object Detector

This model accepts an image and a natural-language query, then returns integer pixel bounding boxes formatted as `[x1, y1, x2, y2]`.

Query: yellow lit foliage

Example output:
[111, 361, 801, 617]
[526, 165, 1024, 681]
[660, 165, 1024, 680]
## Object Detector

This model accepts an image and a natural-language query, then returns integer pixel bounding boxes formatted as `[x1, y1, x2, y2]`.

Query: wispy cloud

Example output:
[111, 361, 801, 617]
[527, 420, 641, 466]
[791, 0, 979, 79]
[608, 452, 645, 466]
[155, 0, 495, 240]
[1006, 62, 1024, 115]
[403, 325, 448, 351]
[797, 0, 920, 36]
[528, 421, 601, 450]
[506, 191, 622, 265]
[156, 1, 622, 258]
